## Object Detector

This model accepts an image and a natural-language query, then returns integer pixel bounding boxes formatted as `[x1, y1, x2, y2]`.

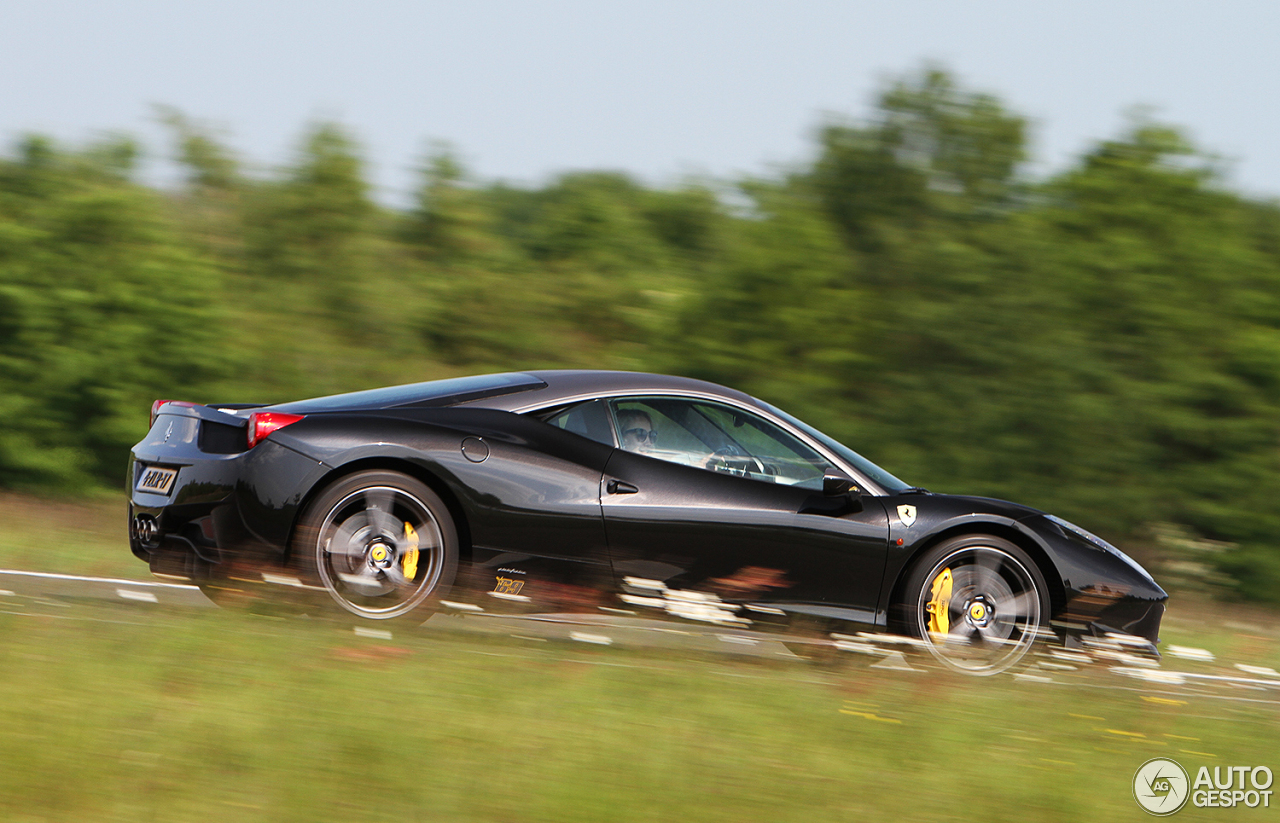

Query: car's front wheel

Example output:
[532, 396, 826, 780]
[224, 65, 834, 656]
[295, 470, 458, 622]
[902, 535, 1048, 675]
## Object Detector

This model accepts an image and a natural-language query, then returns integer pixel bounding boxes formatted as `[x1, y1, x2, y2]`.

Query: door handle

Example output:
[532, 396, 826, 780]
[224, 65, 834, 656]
[606, 479, 639, 495]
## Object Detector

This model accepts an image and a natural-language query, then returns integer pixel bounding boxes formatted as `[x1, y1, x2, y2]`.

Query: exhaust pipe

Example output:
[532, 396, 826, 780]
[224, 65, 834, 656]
[132, 514, 160, 548]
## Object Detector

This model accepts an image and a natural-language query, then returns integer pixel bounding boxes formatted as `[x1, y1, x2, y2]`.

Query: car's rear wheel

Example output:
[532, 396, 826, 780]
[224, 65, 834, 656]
[902, 535, 1048, 675]
[295, 470, 458, 622]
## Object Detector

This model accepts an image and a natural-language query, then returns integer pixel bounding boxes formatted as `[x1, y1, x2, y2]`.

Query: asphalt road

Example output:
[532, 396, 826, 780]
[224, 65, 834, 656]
[0, 566, 806, 660]
[3, 567, 1279, 702]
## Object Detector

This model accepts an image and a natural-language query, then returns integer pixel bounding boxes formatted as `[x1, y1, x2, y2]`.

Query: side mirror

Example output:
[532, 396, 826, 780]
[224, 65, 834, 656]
[824, 468, 860, 498]
[799, 468, 864, 517]
[822, 468, 863, 513]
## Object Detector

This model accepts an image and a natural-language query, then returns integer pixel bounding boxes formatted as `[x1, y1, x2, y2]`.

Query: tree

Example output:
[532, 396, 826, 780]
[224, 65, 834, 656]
[0, 137, 226, 488]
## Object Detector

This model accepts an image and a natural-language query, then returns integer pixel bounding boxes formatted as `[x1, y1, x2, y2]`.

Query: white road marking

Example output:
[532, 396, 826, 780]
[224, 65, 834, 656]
[871, 651, 918, 671]
[853, 631, 928, 648]
[261, 573, 304, 587]
[487, 590, 531, 602]
[116, 589, 159, 603]
[1167, 645, 1216, 662]
[833, 640, 879, 654]
[0, 568, 197, 589]
[441, 600, 484, 612]
[353, 627, 393, 640]
[569, 631, 612, 645]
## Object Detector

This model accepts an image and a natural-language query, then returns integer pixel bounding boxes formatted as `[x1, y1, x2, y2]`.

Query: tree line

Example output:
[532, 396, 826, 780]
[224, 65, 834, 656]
[1, 68, 1277, 603]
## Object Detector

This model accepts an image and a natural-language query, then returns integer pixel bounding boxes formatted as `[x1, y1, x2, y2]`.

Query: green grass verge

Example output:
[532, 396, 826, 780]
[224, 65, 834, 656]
[0, 608, 1277, 823]
[0, 492, 146, 580]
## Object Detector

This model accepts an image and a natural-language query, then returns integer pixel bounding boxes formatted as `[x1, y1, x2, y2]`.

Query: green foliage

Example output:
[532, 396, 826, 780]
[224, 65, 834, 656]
[403, 146, 506, 264]
[0, 137, 226, 489]
[242, 123, 371, 279]
[157, 107, 239, 191]
[2, 66, 1279, 603]
[811, 66, 1027, 254]
[878, 66, 1026, 208]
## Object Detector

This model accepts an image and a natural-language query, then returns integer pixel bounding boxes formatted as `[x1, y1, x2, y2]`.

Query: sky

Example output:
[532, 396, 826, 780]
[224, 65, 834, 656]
[3, 1, 1278, 205]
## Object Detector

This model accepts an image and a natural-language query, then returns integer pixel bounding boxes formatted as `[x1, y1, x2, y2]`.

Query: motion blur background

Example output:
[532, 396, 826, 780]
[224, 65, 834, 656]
[2, 0, 1279, 606]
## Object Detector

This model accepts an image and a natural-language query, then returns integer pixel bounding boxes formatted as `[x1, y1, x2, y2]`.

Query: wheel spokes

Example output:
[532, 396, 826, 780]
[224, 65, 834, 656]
[362, 488, 400, 540]
[317, 484, 446, 617]
[973, 549, 1006, 581]
[999, 590, 1038, 623]
[919, 547, 1041, 673]
[382, 561, 412, 589]
[327, 518, 370, 564]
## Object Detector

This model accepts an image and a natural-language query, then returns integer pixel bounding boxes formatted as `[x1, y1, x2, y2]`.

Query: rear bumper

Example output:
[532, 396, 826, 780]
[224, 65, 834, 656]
[129, 429, 329, 580]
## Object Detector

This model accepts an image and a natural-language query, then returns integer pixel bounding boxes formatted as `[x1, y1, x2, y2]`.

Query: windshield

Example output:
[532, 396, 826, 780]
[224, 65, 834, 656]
[758, 401, 910, 492]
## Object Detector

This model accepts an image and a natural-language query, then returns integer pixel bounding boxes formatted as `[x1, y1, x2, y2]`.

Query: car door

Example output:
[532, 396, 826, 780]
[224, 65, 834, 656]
[599, 396, 890, 626]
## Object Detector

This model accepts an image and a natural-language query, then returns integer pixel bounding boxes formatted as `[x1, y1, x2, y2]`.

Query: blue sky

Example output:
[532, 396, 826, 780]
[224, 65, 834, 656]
[4, 1, 1277, 204]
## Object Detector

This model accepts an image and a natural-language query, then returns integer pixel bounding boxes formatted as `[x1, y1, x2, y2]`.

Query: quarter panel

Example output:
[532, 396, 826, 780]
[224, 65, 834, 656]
[275, 408, 614, 566]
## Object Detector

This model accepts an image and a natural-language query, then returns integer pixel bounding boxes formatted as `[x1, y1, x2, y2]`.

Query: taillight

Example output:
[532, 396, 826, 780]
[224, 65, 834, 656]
[150, 399, 197, 427]
[150, 400, 169, 427]
[247, 412, 305, 448]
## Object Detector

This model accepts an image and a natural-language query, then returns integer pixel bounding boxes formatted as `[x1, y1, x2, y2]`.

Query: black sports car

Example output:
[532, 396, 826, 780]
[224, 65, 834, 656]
[128, 370, 1166, 674]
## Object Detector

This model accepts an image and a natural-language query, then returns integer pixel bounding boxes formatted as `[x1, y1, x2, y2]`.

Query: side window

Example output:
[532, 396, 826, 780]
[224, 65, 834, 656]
[612, 400, 706, 468]
[609, 397, 832, 489]
[541, 400, 616, 447]
[691, 402, 830, 488]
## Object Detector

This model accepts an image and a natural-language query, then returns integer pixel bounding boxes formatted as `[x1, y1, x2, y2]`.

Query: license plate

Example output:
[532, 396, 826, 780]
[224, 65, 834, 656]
[136, 466, 178, 495]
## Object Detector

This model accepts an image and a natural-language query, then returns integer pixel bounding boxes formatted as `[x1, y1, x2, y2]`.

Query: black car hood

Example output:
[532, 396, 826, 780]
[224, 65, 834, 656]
[902, 492, 1046, 521]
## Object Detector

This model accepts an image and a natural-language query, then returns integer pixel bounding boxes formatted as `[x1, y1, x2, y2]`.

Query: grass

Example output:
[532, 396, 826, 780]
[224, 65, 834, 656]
[0, 492, 145, 580]
[1, 493, 1277, 821]
[1, 608, 1277, 823]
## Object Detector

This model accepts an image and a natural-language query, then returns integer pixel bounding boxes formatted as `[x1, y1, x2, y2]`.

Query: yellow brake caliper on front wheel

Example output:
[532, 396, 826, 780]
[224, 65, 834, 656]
[402, 522, 419, 581]
[925, 568, 953, 635]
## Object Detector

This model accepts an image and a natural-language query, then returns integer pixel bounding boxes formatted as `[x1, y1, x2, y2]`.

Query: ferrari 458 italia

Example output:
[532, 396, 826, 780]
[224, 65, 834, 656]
[129, 370, 1166, 674]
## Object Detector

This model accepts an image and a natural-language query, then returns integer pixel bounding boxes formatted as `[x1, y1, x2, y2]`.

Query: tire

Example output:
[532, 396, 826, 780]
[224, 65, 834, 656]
[293, 470, 458, 623]
[900, 535, 1049, 675]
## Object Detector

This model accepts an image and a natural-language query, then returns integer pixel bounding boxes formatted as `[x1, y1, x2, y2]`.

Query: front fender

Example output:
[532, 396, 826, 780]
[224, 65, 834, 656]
[876, 510, 1059, 626]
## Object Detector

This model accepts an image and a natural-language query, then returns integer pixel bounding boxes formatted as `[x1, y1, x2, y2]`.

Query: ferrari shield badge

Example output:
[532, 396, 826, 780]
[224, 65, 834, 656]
[897, 504, 917, 527]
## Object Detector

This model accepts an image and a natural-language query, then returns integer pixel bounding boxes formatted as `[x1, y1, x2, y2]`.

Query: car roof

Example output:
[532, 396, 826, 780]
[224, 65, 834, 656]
[461, 370, 763, 413]
[259, 370, 761, 415]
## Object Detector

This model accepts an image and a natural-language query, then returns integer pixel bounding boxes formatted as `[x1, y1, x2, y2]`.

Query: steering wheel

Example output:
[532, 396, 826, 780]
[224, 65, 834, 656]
[705, 445, 765, 478]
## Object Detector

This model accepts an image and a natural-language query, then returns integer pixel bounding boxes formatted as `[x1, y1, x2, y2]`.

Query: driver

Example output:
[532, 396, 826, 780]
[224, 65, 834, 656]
[617, 409, 657, 454]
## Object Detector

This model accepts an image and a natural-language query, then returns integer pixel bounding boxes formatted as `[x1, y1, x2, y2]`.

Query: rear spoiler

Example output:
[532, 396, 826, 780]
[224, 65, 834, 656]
[150, 400, 252, 428]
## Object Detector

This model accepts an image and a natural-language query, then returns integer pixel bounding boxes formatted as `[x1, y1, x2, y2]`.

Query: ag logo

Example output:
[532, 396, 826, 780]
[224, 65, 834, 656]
[896, 505, 916, 527]
[1134, 758, 1189, 815]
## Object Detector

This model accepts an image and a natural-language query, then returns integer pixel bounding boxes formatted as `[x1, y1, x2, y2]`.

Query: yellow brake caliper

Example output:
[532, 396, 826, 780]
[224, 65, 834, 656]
[402, 522, 419, 581]
[925, 568, 953, 635]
